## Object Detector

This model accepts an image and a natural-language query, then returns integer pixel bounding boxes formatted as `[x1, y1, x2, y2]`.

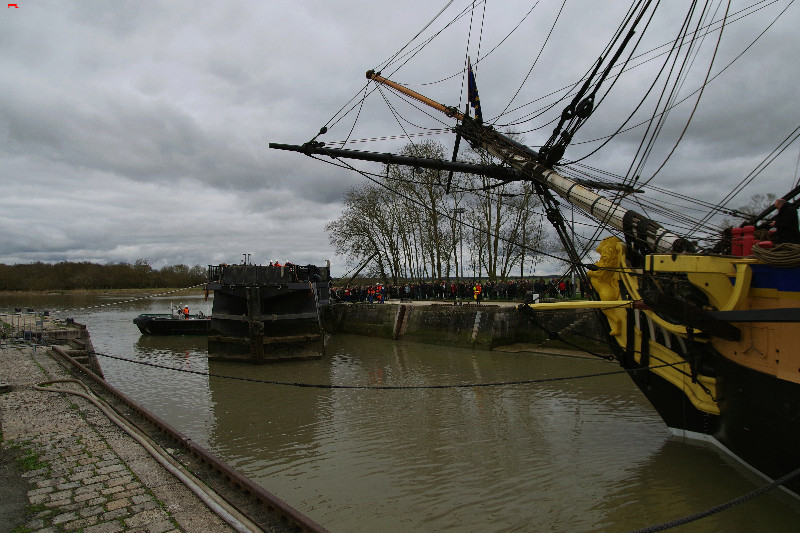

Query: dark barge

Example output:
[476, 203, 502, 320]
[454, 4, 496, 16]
[205, 262, 331, 363]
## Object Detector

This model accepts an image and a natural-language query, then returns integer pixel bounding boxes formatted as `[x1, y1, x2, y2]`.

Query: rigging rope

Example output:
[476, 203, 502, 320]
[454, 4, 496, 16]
[338, 85, 370, 148]
[377, 1, 487, 79]
[308, 151, 587, 269]
[623, 0, 713, 184]
[377, 85, 453, 129]
[794, 139, 800, 188]
[494, 0, 783, 128]
[456, 2, 477, 112]
[377, 86, 418, 147]
[376, 0, 462, 73]
[640, 0, 732, 189]
[751, 243, 800, 267]
[495, 0, 567, 120]
[568, 0, 701, 175]
[316, 1, 480, 138]
[686, 121, 800, 237]
[561, 0, 791, 150]
[310, 0, 796, 269]
[475, 0, 487, 66]
[412, 1, 542, 88]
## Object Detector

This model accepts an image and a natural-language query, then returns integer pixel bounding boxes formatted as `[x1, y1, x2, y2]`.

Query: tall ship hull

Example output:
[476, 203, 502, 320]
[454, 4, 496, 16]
[558, 243, 800, 497]
[205, 263, 330, 363]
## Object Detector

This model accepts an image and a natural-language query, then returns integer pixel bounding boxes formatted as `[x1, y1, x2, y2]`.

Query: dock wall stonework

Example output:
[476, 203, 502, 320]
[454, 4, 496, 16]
[320, 303, 610, 353]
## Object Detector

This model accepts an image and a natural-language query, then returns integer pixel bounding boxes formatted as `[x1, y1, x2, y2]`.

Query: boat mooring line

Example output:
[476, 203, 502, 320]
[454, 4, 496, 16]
[92, 350, 681, 390]
[520, 303, 623, 361]
[521, 304, 718, 396]
[630, 464, 800, 533]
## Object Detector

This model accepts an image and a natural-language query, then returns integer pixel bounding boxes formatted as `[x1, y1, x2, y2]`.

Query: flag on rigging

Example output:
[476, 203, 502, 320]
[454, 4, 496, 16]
[467, 59, 483, 123]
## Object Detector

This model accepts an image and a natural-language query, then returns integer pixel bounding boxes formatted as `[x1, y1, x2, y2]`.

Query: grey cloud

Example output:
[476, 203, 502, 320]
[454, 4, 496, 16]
[0, 1, 797, 274]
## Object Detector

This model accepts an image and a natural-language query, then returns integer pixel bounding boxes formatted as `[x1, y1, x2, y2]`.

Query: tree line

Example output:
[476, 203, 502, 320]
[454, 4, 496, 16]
[326, 140, 556, 285]
[0, 260, 207, 291]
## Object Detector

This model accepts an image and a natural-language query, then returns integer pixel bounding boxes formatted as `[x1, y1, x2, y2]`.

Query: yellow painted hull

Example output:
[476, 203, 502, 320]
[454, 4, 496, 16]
[525, 237, 800, 495]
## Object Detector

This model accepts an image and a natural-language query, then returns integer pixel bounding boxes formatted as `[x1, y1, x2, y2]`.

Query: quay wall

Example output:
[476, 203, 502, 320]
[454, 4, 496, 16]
[320, 302, 611, 353]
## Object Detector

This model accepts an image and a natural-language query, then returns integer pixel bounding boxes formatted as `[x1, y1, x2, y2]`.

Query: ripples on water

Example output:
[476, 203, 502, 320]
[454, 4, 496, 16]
[2, 293, 799, 532]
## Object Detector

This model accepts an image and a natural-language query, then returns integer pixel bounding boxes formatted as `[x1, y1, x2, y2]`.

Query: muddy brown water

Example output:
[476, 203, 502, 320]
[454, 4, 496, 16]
[2, 293, 798, 532]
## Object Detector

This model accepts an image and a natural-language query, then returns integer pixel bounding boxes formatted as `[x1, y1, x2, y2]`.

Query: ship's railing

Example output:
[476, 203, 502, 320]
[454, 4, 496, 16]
[207, 264, 223, 282]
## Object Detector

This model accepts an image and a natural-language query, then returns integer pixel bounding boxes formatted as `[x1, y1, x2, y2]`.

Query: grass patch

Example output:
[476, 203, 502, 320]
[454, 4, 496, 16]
[16, 447, 49, 472]
[25, 502, 47, 515]
[9, 503, 53, 533]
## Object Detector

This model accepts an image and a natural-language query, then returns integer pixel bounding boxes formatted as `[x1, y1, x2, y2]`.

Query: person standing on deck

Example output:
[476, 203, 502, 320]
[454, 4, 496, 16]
[770, 198, 800, 244]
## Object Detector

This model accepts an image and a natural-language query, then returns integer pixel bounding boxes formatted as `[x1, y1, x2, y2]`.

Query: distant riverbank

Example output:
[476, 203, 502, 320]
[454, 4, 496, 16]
[0, 287, 207, 297]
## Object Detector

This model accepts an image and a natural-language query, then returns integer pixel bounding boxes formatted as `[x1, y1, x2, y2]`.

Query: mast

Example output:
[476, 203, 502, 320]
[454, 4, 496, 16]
[366, 70, 464, 120]
[360, 72, 694, 255]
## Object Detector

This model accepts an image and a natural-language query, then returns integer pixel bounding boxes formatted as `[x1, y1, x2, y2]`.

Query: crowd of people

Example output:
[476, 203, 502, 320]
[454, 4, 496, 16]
[330, 277, 584, 304]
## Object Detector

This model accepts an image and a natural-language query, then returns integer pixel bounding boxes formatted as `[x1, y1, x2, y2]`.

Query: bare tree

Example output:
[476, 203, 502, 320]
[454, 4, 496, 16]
[326, 184, 394, 283]
[720, 192, 778, 229]
[326, 139, 552, 283]
[460, 140, 547, 281]
[389, 140, 455, 281]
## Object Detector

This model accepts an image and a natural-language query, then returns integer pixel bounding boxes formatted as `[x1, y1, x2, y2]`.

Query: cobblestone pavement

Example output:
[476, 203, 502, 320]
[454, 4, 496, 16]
[0, 343, 238, 532]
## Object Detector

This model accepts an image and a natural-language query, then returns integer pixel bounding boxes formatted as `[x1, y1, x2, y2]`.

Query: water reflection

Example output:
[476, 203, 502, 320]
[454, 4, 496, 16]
[595, 437, 800, 532]
[315, 339, 668, 531]
[1, 293, 798, 531]
[134, 334, 208, 356]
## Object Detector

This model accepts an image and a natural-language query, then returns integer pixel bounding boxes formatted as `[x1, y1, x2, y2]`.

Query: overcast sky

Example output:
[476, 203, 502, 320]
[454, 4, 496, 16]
[2, 1, 797, 275]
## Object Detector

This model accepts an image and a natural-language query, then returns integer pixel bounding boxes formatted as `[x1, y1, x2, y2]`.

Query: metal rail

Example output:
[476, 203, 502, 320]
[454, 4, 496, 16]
[1, 311, 46, 344]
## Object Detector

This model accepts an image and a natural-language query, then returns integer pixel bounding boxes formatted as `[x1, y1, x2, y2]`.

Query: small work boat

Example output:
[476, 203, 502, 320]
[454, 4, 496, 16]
[133, 305, 210, 335]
